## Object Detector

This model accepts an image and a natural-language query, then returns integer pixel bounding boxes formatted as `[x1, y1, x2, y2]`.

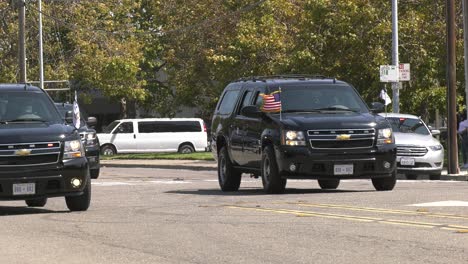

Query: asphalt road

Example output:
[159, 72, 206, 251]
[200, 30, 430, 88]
[1, 167, 468, 264]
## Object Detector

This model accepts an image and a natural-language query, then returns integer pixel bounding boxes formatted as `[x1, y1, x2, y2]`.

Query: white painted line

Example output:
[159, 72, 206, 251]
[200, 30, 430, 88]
[408, 201, 468, 207]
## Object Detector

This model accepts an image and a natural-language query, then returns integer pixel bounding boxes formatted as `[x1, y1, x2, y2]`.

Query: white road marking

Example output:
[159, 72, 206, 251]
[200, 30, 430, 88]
[408, 201, 468, 207]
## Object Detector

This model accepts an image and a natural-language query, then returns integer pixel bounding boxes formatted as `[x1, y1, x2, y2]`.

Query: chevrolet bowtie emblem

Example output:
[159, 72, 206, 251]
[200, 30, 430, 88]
[15, 149, 32, 156]
[336, 134, 351, 140]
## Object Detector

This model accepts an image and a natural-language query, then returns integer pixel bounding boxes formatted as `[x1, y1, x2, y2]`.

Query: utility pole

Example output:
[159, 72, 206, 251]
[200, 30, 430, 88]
[391, 0, 400, 113]
[447, 0, 459, 174]
[463, 0, 468, 111]
[38, 0, 44, 89]
[18, 0, 27, 83]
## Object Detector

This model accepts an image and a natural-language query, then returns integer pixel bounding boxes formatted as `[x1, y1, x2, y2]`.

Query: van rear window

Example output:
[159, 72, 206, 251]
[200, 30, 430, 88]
[138, 121, 201, 133]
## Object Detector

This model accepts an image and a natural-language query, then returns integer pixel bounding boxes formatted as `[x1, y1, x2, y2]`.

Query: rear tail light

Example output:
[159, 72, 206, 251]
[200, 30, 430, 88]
[203, 122, 207, 132]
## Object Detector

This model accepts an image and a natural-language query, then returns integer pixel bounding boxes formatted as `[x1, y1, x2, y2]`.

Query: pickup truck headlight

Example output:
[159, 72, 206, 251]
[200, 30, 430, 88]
[377, 128, 394, 145]
[429, 144, 443, 151]
[283, 130, 306, 146]
[64, 140, 84, 159]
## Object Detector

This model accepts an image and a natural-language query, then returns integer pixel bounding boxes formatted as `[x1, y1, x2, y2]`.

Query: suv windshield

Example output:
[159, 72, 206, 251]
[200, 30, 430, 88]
[0, 91, 62, 123]
[277, 84, 369, 113]
[386, 117, 430, 135]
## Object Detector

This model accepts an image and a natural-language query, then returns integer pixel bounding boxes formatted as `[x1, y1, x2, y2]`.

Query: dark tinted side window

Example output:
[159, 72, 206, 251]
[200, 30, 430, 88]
[218, 90, 239, 115]
[139, 121, 201, 133]
[238, 90, 253, 114]
[254, 91, 263, 108]
[114, 122, 133, 134]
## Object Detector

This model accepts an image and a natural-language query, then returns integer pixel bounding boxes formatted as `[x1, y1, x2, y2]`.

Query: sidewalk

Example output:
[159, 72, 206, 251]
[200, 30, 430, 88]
[100, 159, 468, 181]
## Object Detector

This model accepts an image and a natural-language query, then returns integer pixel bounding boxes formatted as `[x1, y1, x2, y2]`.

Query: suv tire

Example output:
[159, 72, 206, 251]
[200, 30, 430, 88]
[318, 179, 340, 189]
[25, 197, 47, 207]
[65, 174, 91, 211]
[262, 146, 286, 194]
[372, 171, 396, 191]
[218, 147, 241, 191]
[90, 168, 100, 179]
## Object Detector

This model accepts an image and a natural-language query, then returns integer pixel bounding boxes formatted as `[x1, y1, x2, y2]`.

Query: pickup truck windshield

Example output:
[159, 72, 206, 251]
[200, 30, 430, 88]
[277, 84, 369, 113]
[0, 91, 62, 123]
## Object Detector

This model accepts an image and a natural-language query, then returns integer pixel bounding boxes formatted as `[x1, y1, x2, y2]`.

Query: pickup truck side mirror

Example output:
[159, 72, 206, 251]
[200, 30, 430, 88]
[65, 111, 73, 124]
[241, 105, 262, 118]
[369, 102, 385, 113]
[87, 116, 97, 128]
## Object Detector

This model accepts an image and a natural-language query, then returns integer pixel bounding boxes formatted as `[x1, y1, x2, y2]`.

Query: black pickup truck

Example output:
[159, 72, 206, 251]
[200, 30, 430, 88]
[211, 75, 397, 194]
[0, 84, 91, 211]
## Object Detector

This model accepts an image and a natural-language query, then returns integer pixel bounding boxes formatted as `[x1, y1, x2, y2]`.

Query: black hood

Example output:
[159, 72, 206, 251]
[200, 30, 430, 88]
[271, 112, 389, 130]
[0, 122, 78, 144]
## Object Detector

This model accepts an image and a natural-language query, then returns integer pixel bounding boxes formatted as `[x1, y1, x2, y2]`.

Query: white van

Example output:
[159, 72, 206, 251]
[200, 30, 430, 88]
[97, 118, 208, 155]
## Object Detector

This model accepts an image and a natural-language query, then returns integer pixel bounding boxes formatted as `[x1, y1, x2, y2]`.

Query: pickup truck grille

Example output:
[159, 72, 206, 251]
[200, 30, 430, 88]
[0, 142, 61, 166]
[397, 145, 428, 157]
[308, 129, 375, 149]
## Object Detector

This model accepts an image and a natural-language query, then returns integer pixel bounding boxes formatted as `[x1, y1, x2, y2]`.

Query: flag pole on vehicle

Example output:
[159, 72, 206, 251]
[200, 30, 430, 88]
[73, 91, 81, 129]
[380, 85, 392, 116]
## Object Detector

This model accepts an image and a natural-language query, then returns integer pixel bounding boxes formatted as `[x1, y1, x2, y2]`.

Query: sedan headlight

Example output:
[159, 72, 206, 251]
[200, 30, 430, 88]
[64, 140, 84, 159]
[283, 130, 306, 146]
[429, 144, 443, 151]
[377, 128, 394, 145]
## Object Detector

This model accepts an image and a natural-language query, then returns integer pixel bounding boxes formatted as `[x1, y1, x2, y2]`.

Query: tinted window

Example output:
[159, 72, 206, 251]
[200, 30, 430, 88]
[114, 122, 133, 134]
[238, 91, 253, 114]
[254, 91, 263, 107]
[276, 84, 368, 113]
[386, 117, 430, 135]
[218, 90, 239, 115]
[139, 121, 201, 133]
[0, 91, 61, 123]
[103, 121, 119, 133]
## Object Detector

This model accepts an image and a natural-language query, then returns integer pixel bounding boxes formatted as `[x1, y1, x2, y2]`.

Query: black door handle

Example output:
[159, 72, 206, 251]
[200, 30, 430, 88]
[134, 134, 136, 139]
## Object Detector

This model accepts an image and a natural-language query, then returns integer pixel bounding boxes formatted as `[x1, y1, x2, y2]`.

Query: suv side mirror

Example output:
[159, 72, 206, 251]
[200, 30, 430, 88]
[431, 129, 441, 136]
[241, 105, 262, 118]
[369, 102, 385, 113]
[65, 111, 73, 124]
[87, 116, 97, 128]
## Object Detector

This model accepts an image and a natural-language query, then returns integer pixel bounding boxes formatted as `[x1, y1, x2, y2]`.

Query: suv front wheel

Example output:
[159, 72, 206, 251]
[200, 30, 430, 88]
[372, 171, 396, 191]
[218, 147, 241, 191]
[262, 146, 287, 194]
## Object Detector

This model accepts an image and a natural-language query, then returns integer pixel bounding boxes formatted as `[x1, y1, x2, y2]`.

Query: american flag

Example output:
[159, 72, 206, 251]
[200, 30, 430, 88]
[261, 90, 281, 112]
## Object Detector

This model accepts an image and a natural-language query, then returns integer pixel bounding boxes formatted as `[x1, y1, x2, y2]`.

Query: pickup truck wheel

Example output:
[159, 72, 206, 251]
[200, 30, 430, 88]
[318, 179, 340, 189]
[65, 174, 91, 211]
[218, 147, 241, 191]
[25, 197, 47, 207]
[90, 168, 100, 179]
[262, 146, 286, 194]
[372, 171, 396, 191]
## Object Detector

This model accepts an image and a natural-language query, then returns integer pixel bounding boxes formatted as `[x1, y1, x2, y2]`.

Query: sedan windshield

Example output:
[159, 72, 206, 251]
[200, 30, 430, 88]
[277, 84, 369, 113]
[0, 91, 62, 124]
[386, 117, 430, 135]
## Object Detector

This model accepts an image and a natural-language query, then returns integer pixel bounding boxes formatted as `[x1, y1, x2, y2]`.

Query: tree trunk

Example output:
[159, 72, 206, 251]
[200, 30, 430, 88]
[120, 98, 127, 119]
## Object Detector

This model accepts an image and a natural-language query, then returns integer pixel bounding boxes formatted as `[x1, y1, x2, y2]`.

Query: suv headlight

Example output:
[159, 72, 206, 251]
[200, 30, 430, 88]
[377, 128, 394, 145]
[283, 130, 306, 146]
[85, 132, 97, 146]
[64, 140, 84, 159]
[429, 144, 443, 151]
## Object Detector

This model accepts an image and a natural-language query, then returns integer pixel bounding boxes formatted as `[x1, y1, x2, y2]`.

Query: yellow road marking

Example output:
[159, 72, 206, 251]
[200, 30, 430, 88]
[281, 202, 468, 220]
[226, 205, 464, 232]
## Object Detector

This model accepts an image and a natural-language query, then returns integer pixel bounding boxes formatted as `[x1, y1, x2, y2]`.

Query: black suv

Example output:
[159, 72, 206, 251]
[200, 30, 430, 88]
[55, 103, 100, 179]
[0, 84, 91, 211]
[211, 75, 397, 194]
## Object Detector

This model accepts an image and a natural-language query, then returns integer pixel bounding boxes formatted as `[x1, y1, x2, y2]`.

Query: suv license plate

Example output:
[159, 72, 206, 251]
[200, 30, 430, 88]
[334, 164, 353, 175]
[13, 183, 35, 195]
[400, 158, 415, 166]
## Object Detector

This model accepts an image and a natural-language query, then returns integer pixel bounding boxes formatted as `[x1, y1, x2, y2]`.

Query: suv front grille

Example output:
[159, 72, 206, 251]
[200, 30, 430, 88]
[397, 145, 428, 157]
[0, 142, 61, 166]
[308, 129, 375, 149]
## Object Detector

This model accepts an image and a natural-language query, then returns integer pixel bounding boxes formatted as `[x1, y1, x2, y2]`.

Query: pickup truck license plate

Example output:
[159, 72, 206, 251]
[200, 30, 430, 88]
[13, 183, 35, 195]
[400, 158, 415, 166]
[334, 164, 353, 175]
